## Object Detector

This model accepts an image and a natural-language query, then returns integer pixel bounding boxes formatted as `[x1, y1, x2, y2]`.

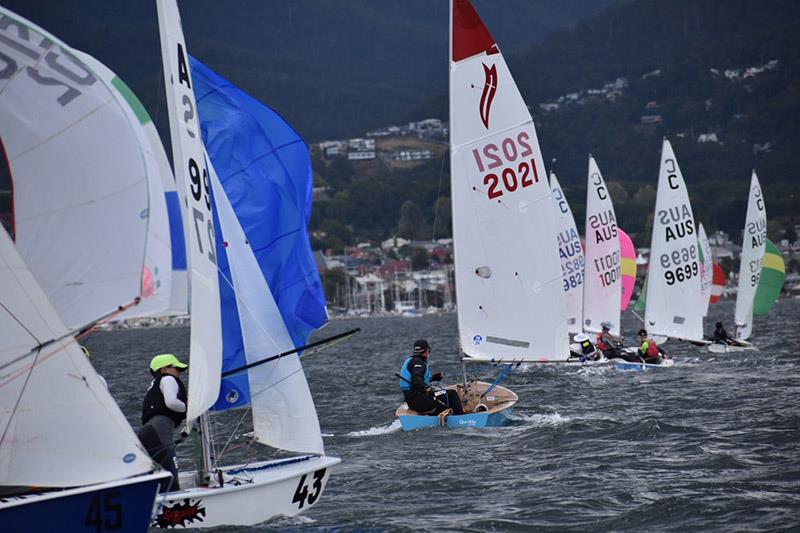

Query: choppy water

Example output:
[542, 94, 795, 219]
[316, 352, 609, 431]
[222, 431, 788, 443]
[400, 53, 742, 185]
[86, 298, 800, 531]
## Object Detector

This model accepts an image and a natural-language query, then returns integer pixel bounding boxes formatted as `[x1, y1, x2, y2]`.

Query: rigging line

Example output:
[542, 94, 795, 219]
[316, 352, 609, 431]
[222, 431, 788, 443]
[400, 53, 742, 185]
[216, 407, 253, 462]
[0, 297, 141, 380]
[0, 298, 42, 350]
[430, 147, 448, 243]
[0, 347, 41, 447]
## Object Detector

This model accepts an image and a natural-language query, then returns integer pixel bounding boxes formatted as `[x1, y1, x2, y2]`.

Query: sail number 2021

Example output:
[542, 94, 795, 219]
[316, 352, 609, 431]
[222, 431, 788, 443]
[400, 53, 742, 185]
[472, 132, 540, 200]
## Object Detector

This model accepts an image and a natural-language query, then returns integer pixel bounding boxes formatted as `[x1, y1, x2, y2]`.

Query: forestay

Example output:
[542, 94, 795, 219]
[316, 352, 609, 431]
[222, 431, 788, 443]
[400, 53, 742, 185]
[549, 172, 584, 334]
[734, 171, 767, 340]
[0, 226, 154, 487]
[190, 56, 326, 455]
[697, 223, 713, 317]
[0, 8, 164, 329]
[644, 139, 703, 341]
[157, 0, 223, 423]
[582, 157, 621, 335]
[450, 0, 567, 361]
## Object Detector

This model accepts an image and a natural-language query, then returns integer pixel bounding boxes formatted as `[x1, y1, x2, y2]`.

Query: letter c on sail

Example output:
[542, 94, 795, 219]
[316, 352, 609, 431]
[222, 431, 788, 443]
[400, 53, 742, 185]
[479, 63, 497, 129]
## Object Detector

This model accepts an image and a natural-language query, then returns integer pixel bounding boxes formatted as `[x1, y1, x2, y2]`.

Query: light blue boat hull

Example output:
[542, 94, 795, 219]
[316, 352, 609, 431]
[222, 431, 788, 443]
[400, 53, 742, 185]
[398, 408, 512, 431]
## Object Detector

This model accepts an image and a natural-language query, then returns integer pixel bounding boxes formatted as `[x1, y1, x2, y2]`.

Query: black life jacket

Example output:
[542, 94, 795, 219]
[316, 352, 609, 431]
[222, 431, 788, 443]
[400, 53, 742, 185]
[142, 373, 187, 426]
[580, 339, 594, 355]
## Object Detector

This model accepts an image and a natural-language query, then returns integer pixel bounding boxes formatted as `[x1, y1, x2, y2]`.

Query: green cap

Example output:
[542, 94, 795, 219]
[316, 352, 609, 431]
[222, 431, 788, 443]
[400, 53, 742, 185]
[150, 354, 188, 372]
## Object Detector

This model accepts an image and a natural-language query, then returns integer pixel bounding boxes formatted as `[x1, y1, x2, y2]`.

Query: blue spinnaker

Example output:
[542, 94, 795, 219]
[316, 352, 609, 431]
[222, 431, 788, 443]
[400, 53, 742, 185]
[190, 56, 327, 412]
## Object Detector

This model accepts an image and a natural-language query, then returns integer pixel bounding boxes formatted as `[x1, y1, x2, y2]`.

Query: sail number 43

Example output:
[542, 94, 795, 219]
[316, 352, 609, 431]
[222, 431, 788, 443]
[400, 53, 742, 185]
[292, 468, 326, 509]
[471, 132, 540, 200]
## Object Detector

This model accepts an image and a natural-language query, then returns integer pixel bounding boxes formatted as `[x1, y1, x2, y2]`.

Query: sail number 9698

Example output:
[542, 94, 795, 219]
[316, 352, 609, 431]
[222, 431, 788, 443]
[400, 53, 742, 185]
[472, 132, 540, 200]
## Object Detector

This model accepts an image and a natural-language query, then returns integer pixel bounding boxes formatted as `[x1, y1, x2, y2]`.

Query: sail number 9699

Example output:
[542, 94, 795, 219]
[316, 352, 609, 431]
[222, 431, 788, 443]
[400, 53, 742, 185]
[472, 132, 540, 200]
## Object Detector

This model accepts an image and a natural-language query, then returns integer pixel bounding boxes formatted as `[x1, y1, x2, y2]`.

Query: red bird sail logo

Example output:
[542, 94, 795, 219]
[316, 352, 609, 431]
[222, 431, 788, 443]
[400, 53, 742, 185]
[479, 63, 497, 129]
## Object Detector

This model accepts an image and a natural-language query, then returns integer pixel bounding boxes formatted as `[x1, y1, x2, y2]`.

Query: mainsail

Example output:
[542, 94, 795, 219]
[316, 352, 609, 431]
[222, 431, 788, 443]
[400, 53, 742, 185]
[0, 225, 154, 487]
[157, 0, 223, 422]
[190, 56, 327, 455]
[0, 7, 171, 329]
[450, 0, 567, 361]
[697, 223, 713, 317]
[582, 156, 621, 335]
[734, 171, 767, 340]
[644, 139, 703, 341]
[549, 172, 584, 334]
[753, 238, 784, 315]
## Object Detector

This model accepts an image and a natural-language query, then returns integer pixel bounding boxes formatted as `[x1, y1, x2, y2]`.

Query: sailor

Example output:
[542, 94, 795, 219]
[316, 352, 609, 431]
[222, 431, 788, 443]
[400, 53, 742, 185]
[137, 354, 188, 492]
[637, 329, 663, 364]
[712, 322, 731, 344]
[399, 339, 464, 415]
[573, 333, 600, 361]
[595, 322, 624, 359]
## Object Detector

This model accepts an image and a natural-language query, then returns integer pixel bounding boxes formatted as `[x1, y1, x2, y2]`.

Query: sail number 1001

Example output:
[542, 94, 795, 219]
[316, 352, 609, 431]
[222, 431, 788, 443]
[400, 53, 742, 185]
[472, 132, 540, 200]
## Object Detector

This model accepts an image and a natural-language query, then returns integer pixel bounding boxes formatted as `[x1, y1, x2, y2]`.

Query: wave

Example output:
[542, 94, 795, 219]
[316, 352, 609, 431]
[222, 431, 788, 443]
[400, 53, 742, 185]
[345, 419, 403, 437]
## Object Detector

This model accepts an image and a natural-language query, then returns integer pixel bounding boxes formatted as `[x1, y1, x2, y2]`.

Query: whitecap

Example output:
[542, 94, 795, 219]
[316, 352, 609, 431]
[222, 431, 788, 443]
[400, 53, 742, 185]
[345, 419, 403, 437]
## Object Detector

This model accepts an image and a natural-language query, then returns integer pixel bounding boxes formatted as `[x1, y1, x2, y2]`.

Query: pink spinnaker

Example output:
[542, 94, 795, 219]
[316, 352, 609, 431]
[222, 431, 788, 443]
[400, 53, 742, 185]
[619, 228, 637, 310]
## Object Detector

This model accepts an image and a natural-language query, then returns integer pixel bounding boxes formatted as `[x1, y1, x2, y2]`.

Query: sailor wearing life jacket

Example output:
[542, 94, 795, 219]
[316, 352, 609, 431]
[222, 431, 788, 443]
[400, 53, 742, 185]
[637, 329, 663, 364]
[573, 333, 599, 361]
[137, 354, 188, 492]
[595, 321, 623, 359]
[399, 339, 463, 415]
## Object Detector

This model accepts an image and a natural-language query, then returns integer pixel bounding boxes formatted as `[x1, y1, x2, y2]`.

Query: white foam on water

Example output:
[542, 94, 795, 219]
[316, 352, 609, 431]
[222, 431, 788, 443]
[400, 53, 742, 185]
[511, 412, 573, 426]
[345, 418, 403, 437]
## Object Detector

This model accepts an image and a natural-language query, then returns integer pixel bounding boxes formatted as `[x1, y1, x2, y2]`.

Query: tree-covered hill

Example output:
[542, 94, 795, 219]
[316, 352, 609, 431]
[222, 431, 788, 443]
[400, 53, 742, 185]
[312, 0, 800, 249]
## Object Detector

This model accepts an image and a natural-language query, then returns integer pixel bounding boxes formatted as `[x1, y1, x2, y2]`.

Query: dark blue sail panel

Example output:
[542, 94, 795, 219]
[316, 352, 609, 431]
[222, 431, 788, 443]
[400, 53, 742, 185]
[190, 56, 327, 411]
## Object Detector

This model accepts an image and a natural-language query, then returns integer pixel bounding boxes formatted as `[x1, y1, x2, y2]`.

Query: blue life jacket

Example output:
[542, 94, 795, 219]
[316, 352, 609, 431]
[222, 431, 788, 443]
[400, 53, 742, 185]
[399, 356, 430, 391]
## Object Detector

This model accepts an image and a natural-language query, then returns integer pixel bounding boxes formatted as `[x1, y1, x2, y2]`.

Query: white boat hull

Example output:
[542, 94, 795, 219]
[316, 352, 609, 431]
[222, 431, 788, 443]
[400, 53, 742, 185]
[153, 455, 340, 529]
[707, 342, 754, 354]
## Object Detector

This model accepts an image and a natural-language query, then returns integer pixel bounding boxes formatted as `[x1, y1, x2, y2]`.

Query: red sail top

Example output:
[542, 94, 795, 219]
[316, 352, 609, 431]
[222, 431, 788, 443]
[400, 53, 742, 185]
[452, 0, 498, 62]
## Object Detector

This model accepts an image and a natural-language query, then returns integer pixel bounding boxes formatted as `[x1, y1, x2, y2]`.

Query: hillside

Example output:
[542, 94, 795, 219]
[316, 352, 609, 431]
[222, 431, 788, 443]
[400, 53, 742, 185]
[311, 0, 800, 249]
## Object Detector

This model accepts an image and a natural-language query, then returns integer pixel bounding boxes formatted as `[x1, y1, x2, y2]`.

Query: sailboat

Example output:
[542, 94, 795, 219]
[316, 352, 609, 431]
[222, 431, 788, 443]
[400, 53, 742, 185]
[583, 156, 622, 336]
[0, 8, 172, 530]
[396, 0, 569, 429]
[151, 2, 339, 527]
[0, 226, 170, 531]
[709, 172, 768, 353]
[627, 139, 707, 368]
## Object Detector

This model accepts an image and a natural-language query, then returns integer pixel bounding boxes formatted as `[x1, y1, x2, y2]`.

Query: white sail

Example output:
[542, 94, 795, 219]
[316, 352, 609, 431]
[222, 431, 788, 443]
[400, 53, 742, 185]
[582, 156, 621, 335]
[734, 171, 767, 340]
[0, 226, 154, 487]
[549, 172, 584, 334]
[698, 222, 713, 317]
[209, 163, 324, 455]
[450, 0, 568, 361]
[644, 139, 703, 341]
[73, 51, 178, 319]
[0, 8, 158, 329]
[157, 0, 223, 422]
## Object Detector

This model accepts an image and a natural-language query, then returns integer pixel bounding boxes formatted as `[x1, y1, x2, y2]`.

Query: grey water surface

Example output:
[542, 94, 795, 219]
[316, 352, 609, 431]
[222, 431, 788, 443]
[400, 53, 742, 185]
[86, 298, 800, 532]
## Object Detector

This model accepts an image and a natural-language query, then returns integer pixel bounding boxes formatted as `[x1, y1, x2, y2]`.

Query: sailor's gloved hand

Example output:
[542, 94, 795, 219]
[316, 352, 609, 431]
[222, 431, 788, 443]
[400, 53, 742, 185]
[431, 372, 443, 381]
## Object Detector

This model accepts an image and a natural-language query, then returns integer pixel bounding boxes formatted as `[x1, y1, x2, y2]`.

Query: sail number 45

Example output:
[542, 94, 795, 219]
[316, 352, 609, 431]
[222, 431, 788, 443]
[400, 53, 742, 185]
[471, 132, 540, 200]
[292, 468, 326, 509]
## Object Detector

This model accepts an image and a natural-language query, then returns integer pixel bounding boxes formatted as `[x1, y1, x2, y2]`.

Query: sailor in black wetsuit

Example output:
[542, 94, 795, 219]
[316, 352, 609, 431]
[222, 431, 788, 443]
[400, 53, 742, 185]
[137, 354, 188, 492]
[399, 339, 463, 415]
[713, 322, 731, 344]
